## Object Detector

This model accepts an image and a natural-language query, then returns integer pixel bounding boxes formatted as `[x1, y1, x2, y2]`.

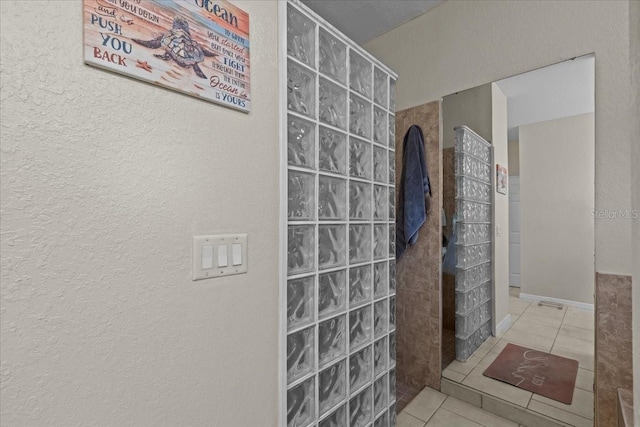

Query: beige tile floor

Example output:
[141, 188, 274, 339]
[397, 387, 519, 427]
[440, 287, 595, 426]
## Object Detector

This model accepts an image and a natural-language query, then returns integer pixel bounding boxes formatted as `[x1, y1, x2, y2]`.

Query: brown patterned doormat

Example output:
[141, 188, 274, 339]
[483, 343, 579, 404]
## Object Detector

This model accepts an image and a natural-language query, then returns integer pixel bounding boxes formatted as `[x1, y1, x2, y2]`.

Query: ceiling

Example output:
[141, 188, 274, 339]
[298, 1, 593, 143]
[301, 0, 445, 45]
[496, 55, 595, 141]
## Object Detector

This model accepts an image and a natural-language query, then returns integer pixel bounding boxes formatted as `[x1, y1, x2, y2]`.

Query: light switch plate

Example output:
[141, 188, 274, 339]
[192, 234, 248, 280]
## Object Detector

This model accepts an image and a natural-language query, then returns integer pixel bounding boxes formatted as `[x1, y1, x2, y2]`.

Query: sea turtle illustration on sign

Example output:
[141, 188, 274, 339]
[132, 16, 217, 79]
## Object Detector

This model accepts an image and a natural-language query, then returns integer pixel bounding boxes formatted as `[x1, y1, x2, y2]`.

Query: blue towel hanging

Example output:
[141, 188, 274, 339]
[396, 125, 432, 259]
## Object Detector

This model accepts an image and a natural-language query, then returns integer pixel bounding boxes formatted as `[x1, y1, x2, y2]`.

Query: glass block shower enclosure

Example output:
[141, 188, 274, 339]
[454, 126, 493, 361]
[282, 1, 398, 426]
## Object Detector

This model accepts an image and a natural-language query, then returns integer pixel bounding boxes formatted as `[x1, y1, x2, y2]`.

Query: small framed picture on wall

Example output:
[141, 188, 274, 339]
[496, 164, 508, 194]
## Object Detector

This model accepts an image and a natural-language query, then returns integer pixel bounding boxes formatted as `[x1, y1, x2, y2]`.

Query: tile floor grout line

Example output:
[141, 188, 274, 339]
[437, 407, 486, 427]
[442, 396, 502, 427]
[421, 394, 448, 426]
[550, 306, 569, 352]
[461, 366, 472, 382]
[404, 411, 427, 426]
[507, 322, 562, 343]
[560, 322, 595, 333]
[525, 393, 534, 410]
[528, 400, 594, 425]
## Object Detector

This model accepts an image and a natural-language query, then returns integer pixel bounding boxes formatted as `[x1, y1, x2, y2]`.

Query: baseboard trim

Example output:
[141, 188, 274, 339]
[519, 292, 594, 312]
[495, 314, 512, 336]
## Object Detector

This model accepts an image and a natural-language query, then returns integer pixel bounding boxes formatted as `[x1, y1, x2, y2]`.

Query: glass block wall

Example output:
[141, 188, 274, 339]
[454, 126, 493, 361]
[285, 1, 398, 426]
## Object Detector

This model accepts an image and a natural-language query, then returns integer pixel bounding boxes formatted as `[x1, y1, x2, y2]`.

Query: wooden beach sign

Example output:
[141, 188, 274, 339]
[84, 0, 250, 112]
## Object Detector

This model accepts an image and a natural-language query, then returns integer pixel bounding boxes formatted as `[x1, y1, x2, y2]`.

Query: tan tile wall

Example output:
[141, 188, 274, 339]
[595, 273, 633, 427]
[395, 101, 442, 390]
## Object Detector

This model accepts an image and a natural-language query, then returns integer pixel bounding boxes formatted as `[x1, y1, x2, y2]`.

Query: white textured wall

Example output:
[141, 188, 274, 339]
[0, 1, 280, 426]
[441, 85, 492, 148]
[365, 0, 632, 275]
[629, 0, 640, 423]
[491, 83, 509, 332]
[519, 114, 595, 304]
[508, 141, 519, 176]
